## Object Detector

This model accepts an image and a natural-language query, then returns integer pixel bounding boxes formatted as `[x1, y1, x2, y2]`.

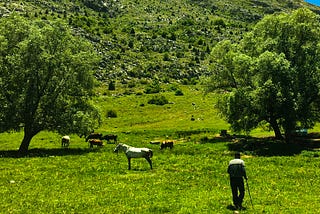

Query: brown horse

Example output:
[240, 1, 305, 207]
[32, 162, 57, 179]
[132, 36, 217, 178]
[88, 139, 103, 148]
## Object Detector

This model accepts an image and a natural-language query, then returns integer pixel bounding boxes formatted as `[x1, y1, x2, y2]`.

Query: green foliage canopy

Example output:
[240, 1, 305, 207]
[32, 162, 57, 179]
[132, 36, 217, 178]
[0, 14, 101, 154]
[207, 8, 320, 140]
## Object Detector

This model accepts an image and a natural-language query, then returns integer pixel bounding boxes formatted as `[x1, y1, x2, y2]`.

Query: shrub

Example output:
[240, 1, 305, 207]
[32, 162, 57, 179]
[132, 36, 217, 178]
[108, 81, 115, 90]
[175, 89, 184, 96]
[127, 80, 136, 88]
[106, 110, 117, 118]
[213, 18, 226, 28]
[148, 95, 169, 105]
[144, 81, 161, 94]
[168, 84, 179, 92]
[163, 53, 170, 61]
[181, 78, 198, 85]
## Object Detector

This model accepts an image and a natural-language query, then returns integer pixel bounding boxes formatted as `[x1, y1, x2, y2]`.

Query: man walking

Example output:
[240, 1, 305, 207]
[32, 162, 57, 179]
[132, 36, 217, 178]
[227, 152, 247, 210]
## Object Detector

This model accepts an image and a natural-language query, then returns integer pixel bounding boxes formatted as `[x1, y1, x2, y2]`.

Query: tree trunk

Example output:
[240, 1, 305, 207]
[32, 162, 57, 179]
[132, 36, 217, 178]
[284, 130, 293, 143]
[270, 118, 283, 140]
[18, 126, 38, 156]
[18, 132, 34, 155]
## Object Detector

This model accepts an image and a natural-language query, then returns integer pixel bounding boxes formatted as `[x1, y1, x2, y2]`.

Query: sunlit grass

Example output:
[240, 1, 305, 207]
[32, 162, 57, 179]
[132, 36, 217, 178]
[2, 85, 320, 213]
[2, 137, 320, 213]
[95, 84, 228, 133]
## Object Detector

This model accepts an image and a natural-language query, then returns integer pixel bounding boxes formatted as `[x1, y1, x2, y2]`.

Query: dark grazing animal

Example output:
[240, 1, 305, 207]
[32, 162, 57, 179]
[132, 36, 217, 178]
[86, 133, 103, 142]
[102, 134, 118, 143]
[160, 140, 174, 150]
[88, 139, 103, 148]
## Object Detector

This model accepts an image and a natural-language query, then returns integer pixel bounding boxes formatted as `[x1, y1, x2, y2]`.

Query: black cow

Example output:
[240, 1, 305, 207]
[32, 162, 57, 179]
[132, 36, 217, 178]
[160, 140, 174, 150]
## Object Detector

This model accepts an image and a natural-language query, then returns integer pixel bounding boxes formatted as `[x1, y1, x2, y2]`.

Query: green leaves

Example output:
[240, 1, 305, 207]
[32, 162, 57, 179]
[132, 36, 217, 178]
[208, 8, 320, 139]
[254, 52, 291, 86]
[0, 14, 101, 152]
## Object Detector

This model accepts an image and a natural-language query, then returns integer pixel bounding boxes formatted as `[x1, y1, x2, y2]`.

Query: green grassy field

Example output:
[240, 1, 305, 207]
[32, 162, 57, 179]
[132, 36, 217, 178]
[1, 84, 320, 213]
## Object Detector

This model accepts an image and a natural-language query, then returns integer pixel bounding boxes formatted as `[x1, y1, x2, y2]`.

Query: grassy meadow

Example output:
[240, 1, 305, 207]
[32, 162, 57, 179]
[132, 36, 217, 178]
[1, 84, 320, 213]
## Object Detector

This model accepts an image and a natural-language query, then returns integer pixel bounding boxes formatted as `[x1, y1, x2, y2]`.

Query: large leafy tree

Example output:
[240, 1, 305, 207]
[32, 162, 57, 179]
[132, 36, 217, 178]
[206, 8, 320, 140]
[0, 15, 101, 154]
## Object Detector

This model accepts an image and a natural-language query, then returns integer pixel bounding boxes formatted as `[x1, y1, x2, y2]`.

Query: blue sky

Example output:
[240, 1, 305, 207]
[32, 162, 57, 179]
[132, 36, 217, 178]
[305, 0, 320, 6]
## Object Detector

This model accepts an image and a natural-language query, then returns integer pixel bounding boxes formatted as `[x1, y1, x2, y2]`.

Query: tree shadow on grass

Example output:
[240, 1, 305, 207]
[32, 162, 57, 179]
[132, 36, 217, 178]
[227, 133, 320, 157]
[0, 148, 100, 158]
[200, 136, 233, 144]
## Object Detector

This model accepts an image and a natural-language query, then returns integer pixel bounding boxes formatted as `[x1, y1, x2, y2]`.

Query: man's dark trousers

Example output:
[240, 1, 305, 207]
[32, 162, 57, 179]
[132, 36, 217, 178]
[230, 177, 245, 208]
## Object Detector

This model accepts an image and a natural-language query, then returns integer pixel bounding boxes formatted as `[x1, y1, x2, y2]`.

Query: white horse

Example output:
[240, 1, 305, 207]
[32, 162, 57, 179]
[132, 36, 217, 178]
[114, 143, 153, 170]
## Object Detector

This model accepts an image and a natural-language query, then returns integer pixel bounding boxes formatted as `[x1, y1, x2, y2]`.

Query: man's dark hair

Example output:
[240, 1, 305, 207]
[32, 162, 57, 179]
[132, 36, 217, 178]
[235, 152, 241, 159]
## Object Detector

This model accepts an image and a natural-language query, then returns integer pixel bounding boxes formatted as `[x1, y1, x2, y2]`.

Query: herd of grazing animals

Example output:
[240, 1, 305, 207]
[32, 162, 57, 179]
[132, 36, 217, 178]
[85, 132, 118, 148]
[61, 133, 118, 148]
[61, 133, 175, 170]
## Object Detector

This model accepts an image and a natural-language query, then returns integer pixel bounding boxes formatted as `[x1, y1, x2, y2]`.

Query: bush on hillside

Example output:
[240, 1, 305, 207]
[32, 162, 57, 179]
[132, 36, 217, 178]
[108, 81, 115, 90]
[175, 89, 184, 96]
[144, 81, 161, 94]
[147, 95, 169, 105]
[107, 110, 117, 118]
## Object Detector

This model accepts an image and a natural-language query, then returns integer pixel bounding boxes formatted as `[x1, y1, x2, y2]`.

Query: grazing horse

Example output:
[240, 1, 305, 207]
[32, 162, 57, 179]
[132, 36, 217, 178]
[114, 143, 153, 170]
[160, 140, 174, 150]
[61, 136, 70, 147]
[88, 139, 103, 148]
[102, 134, 118, 143]
[86, 133, 103, 142]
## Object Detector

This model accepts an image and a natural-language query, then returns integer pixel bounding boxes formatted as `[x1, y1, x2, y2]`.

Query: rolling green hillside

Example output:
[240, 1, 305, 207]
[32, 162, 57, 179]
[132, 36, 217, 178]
[1, 0, 319, 83]
[2, 3, 320, 212]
